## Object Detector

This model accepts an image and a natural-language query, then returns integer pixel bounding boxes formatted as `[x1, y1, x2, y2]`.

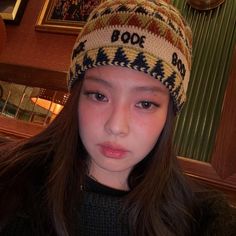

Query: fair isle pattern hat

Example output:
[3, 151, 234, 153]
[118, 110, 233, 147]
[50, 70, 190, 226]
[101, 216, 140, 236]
[68, 0, 192, 112]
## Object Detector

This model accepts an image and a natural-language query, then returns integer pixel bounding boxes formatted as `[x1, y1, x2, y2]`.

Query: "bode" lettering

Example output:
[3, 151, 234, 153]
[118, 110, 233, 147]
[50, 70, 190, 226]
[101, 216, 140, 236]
[111, 30, 146, 48]
[172, 52, 186, 78]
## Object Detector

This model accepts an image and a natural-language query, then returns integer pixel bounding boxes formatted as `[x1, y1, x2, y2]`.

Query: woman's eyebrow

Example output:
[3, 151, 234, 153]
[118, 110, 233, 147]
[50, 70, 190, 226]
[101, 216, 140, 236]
[84, 76, 112, 88]
[85, 76, 168, 95]
[133, 86, 168, 95]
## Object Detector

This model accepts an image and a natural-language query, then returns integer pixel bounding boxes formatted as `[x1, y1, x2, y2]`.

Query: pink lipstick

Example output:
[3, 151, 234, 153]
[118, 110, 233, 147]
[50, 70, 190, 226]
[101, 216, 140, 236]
[98, 143, 128, 159]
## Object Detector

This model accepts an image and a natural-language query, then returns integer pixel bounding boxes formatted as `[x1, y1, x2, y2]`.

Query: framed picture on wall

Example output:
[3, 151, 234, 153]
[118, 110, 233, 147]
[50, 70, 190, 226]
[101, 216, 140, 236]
[35, 0, 103, 35]
[0, 0, 28, 24]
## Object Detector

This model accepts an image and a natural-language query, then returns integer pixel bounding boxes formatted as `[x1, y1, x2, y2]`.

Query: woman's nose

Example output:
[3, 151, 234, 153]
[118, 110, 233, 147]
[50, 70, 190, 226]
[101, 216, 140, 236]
[104, 103, 130, 137]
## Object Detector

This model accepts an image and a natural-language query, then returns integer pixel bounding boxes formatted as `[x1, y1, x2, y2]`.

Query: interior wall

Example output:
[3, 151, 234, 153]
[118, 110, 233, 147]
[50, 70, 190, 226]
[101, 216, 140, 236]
[0, 0, 77, 73]
[172, 0, 236, 162]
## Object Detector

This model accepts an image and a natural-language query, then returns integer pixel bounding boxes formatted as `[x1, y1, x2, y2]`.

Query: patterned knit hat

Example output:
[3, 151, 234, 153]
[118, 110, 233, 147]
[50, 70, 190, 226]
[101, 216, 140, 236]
[68, 0, 192, 112]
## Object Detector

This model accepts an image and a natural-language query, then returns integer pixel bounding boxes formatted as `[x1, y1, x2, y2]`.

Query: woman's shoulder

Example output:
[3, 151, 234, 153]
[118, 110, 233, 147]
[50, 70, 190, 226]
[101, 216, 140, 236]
[194, 190, 236, 236]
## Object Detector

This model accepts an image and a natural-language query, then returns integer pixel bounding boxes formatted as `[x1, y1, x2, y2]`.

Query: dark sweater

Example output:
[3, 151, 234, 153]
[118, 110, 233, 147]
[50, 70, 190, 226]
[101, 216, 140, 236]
[1, 177, 236, 236]
[77, 177, 129, 236]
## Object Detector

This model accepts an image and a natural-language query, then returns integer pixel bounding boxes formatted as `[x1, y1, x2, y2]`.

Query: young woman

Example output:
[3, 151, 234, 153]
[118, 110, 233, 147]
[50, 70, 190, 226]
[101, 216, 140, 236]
[0, 0, 235, 235]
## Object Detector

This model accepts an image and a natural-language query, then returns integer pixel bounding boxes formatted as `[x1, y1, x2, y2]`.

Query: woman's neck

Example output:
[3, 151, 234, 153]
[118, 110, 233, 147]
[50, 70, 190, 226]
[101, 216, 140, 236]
[88, 170, 129, 191]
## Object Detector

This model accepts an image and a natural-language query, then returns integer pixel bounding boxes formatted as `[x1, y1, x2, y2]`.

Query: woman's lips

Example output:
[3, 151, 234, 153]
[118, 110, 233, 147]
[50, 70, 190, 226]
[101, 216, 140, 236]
[98, 143, 129, 159]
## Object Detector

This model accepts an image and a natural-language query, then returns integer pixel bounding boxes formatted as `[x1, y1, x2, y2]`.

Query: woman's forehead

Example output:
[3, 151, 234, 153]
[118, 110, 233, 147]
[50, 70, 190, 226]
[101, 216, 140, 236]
[84, 65, 169, 94]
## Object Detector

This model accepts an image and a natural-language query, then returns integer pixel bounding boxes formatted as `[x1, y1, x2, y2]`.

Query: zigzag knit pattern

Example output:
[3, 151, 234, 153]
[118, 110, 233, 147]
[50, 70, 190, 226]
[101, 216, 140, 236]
[68, 0, 192, 112]
[82, 0, 192, 64]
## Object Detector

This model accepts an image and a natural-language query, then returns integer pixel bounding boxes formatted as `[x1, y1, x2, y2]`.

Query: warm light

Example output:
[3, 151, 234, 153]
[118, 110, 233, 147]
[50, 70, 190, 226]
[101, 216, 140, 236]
[30, 88, 69, 115]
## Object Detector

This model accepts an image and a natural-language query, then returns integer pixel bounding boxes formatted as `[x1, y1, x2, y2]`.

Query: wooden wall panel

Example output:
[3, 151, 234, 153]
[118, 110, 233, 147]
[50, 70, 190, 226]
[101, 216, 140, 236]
[0, 0, 77, 73]
[172, 0, 236, 204]
[172, 0, 236, 162]
[211, 47, 236, 179]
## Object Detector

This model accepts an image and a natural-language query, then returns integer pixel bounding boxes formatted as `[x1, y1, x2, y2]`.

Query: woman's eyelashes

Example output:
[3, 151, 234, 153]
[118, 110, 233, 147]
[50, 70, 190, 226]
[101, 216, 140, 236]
[83, 90, 161, 110]
[83, 90, 160, 111]
[83, 91, 108, 102]
[135, 100, 160, 111]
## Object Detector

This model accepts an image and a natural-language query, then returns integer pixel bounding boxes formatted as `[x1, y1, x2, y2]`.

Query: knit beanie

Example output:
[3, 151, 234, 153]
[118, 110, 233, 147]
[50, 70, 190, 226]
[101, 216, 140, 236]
[68, 0, 192, 112]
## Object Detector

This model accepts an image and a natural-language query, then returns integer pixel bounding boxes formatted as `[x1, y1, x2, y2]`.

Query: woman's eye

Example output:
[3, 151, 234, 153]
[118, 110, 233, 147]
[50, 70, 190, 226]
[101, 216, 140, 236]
[136, 101, 158, 110]
[85, 92, 108, 102]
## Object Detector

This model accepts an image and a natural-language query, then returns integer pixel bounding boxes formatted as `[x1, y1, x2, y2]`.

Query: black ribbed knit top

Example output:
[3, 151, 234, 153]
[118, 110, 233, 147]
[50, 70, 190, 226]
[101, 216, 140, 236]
[0, 176, 130, 236]
[1, 176, 236, 236]
[78, 176, 129, 236]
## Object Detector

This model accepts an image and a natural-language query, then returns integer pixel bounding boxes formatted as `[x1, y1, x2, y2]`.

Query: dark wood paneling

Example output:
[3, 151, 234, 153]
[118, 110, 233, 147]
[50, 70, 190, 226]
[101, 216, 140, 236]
[173, 0, 236, 163]
[0, 63, 68, 92]
[178, 47, 236, 206]
[179, 157, 236, 205]
[211, 46, 236, 179]
[0, 0, 77, 72]
[0, 115, 44, 138]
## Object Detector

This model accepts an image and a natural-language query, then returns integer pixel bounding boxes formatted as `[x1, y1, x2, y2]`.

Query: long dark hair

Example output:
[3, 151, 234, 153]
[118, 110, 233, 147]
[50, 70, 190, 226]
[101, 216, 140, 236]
[126, 101, 196, 235]
[0, 78, 196, 235]
[0, 81, 85, 235]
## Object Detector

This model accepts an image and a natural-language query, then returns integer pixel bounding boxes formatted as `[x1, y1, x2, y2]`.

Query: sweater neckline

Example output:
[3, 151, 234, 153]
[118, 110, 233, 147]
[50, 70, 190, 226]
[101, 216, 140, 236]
[84, 175, 129, 197]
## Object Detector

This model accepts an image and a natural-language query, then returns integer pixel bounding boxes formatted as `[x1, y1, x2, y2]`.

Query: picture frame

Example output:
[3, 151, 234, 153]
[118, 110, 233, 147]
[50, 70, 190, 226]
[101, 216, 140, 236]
[0, 0, 28, 24]
[35, 0, 103, 35]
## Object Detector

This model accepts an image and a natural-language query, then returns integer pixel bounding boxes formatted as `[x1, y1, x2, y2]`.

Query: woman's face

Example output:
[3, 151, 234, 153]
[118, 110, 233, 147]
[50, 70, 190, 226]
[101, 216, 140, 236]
[78, 65, 169, 190]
